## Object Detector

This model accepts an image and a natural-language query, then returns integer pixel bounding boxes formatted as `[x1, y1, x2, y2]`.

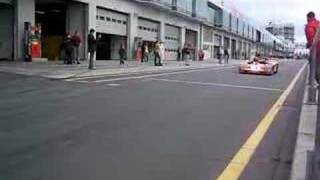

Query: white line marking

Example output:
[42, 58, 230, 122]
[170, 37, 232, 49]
[148, 78, 284, 92]
[107, 83, 121, 87]
[78, 66, 236, 83]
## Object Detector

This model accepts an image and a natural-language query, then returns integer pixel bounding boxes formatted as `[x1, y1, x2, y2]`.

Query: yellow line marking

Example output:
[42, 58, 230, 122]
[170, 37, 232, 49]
[216, 62, 307, 180]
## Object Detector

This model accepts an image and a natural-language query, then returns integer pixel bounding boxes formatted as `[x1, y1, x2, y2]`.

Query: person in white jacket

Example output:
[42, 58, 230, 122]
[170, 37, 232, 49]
[159, 42, 165, 65]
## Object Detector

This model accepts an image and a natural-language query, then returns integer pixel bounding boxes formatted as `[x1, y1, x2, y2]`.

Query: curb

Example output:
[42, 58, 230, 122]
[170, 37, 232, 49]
[290, 68, 317, 180]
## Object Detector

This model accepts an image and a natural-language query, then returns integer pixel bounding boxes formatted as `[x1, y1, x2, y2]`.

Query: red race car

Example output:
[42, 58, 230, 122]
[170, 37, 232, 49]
[239, 57, 279, 75]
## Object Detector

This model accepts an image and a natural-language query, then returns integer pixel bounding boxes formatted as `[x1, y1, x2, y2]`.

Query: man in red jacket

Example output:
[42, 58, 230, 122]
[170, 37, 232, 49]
[305, 12, 320, 48]
[305, 12, 320, 83]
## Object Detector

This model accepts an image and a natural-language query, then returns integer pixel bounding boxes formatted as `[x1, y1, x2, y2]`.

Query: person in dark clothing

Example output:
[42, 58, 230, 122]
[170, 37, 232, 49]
[119, 44, 126, 65]
[63, 34, 73, 65]
[177, 47, 181, 61]
[183, 43, 192, 66]
[199, 49, 204, 61]
[71, 30, 81, 64]
[88, 29, 97, 70]
[224, 48, 229, 64]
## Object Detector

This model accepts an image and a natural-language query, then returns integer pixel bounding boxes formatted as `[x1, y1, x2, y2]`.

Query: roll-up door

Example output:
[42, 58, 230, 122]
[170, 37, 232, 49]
[137, 18, 159, 42]
[164, 24, 180, 60]
[96, 8, 128, 36]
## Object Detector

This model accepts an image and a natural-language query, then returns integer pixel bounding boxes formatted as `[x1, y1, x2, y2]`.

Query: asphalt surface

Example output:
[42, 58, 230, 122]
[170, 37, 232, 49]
[0, 60, 306, 180]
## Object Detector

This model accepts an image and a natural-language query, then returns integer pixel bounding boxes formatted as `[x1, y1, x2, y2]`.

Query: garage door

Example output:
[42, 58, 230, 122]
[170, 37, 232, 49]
[203, 26, 213, 43]
[67, 1, 86, 60]
[185, 30, 197, 60]
[0, 4, 13, 60]
[96, 8, 128, 36]
[164, 24, 180, 60]
[137, 18, 159, 42]
[0, 0, 12, 4]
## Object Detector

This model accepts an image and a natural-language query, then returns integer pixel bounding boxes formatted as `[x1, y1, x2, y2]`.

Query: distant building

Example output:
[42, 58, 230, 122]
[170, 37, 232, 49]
[294, 42, 309, 58]
[266, 23, 295, 43]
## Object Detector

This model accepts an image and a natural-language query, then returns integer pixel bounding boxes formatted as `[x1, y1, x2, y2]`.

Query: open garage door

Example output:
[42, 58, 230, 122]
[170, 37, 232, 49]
[164, 24, 180, 61]
[66, 1, 87, 60]
[185, 29, 197, 60]
[0, 3, 13, 60]
[95, 8, 128, 60]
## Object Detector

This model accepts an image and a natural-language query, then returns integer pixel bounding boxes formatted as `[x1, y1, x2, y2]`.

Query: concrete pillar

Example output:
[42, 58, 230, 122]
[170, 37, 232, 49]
[179, 27, 185, 61]
[200, 24, 204, 50]
[128, 13, 138, 60]
[159, 21, 165, 42]
[87, 2, 96, 33]
[220, 34, 224, 48]
[195, 29, 200, 61]
[86, 1, 96, 62]
[14, 0, 35, 60]
[180, 26, 186, 49]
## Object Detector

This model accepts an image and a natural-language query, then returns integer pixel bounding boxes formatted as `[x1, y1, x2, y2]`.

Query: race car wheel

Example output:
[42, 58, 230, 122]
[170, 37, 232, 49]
[274, 65, 279, 74]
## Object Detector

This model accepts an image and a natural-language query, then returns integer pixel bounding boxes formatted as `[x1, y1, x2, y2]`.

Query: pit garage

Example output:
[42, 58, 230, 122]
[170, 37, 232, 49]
[164, 24, 180, 61]
[0, 1, 13, 60]
[185, 29, 197, 60]
[35, 0, 87, 60]
[96, 8, 128, 60]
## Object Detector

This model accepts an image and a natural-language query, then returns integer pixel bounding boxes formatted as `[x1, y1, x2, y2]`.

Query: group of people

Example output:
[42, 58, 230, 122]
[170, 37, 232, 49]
[135, 41, 195, 66]
[61, 29, 200, 68]
[217, 47, 230, 64]
[61, 31, 82, 65]
[135, 41, 165, 66]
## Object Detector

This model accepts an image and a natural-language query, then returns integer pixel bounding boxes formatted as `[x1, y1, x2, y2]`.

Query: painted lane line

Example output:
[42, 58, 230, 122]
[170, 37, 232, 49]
[66, 65, 234, 82]
[148, 78, 284, 92]
[216, 62, 307, 180]
[107, 83, 121, 87]
[76, 66, 236, 83]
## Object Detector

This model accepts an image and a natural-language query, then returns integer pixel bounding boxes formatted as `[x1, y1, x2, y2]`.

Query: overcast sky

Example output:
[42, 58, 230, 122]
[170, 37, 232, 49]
[210, 0, 320, 43]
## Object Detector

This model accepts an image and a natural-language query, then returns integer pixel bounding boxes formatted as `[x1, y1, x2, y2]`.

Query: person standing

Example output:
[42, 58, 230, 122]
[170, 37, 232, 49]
[305, 12, 320, 49]
[154, 41, 162, 66]
[177, 47, 181, 61]
[183, 43, 192, 66]
[218, 46, 224, 64]
[119, 44, 126, 65]
[143, 43, 149, 62]
[71, 30, 81, 64]
[63, 34, 73, 65]
[136, 43, 143, 63]
[159, 41, 165, 65]
[305, 12, 320, 83]
[224, 48, 229, 64]
[88, 29, 97, 70]
[199, 49, 204, 61]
